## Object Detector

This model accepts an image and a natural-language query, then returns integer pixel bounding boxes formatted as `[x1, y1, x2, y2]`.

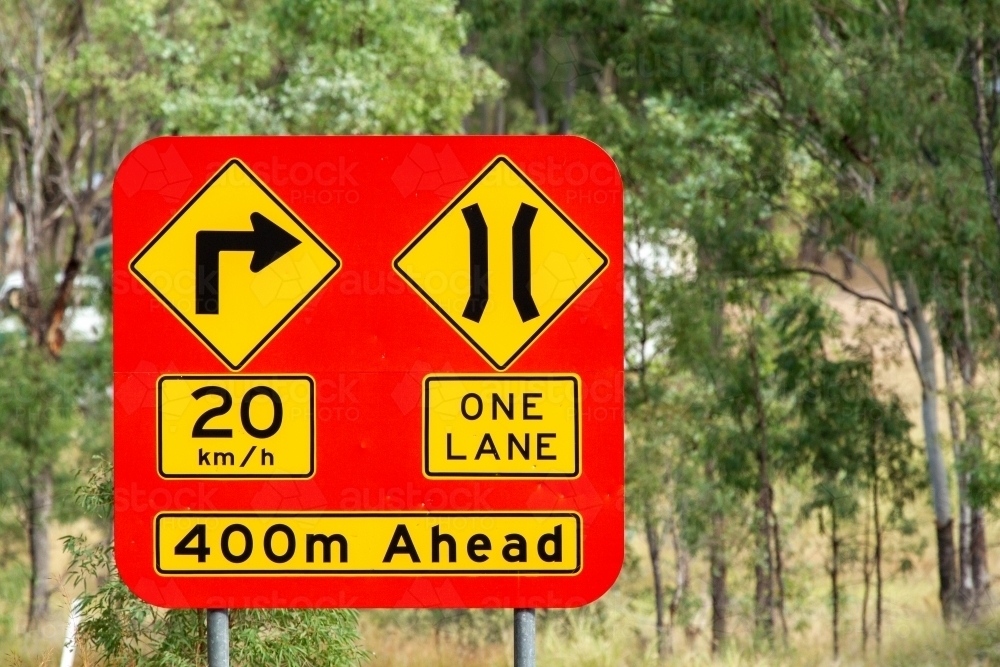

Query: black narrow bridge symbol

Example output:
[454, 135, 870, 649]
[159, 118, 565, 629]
[460, 202, 540, 324]
[195, 212, 301, 315]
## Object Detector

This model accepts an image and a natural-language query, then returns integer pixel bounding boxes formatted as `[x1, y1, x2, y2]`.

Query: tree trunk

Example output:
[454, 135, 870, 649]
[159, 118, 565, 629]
[770, 507, 788, 641]
[645, 517, 667, 661]
[706, 278, 727, 654]
[480, 101, 493, 134]
[754, 471, 774, 639]
[936, 522, 958, 620]
[559, 39, 577, 135]
[595, 59, 617, 99]
[26, 465, 53, 631]
[668, 523, 689, 658]
[903, 277, 957, 618]
[496, 98, 506, 135]
[531, 42, 549, 132]
[944, 350, 974, 612]
[958, 265, 990, 612]
[873, 451, 884, 649]
[709, 488, 727, 654]
[968, 30, 1000, 237]
[748, 333, 774, 639]
[872, 477, 882, 652]
[830, 504, 840, 660]
[972, 510, 990, 611]
[861, 503, 871, 654]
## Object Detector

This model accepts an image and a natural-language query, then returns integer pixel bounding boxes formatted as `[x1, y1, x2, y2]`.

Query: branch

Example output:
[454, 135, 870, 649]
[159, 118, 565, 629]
[757, 6, 789, 75]
[791, 257, 925, 387]
[44, 133, 89, 357]
[968, 31, 1000, 236]
[886, 267, 926, 391]
[791, 265, 895, 310]
[835, 246, 894, 303]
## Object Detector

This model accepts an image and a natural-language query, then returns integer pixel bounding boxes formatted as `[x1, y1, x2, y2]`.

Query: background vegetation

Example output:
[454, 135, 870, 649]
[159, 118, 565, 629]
[2, 0, 1000, 665]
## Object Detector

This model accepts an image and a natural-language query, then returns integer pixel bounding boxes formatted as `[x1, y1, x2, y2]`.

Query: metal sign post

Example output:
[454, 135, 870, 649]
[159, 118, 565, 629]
[207, 609, 229, 667]
[514, 608, 535, 667]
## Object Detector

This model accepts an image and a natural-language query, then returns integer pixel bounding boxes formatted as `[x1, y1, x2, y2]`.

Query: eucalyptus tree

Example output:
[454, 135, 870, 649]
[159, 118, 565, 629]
[630, 0, 1000, 620]
[460, 0, 633, 134]
[573, 85, 804, 646]
[775, 294, 917, 655]
[66, 461, 368, 667]
[939, 0, 1000, 613]
[0, 0, 162, 627]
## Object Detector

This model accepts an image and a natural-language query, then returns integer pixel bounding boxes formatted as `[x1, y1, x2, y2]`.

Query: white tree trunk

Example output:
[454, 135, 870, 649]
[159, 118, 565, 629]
[903, 277, 956, 616]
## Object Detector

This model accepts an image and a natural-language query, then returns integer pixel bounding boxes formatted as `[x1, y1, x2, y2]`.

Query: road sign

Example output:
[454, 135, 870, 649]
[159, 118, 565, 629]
[113, 136, 623, 609]
[130, 159, 341, 370]
[394, 157, 608, 370]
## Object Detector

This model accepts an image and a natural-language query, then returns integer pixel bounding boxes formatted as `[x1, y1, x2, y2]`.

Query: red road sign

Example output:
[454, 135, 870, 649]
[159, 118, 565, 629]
[113, 136, 623, 608]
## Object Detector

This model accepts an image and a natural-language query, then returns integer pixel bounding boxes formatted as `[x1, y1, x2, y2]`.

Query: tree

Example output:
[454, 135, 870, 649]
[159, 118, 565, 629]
[65, 460, 367, 667]
[0, 0, 157, 623]
[572, 82, 802, 647]
[632, 0, 1000, 620]
[775, 294, 917, 656]
[457, 0, 1000, 652]
[0, 340, 89, 627]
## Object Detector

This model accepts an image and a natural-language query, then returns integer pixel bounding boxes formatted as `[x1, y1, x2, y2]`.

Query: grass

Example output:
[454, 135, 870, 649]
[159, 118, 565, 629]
[12, 607, 1000, 667]
[361, 606, 1000, 667]
[0, 533, 996, 667]
[359, 508, 1000, 667]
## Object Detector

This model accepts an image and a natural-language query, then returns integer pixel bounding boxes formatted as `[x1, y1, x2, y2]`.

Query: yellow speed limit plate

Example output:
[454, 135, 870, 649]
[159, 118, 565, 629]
[158, 375, 314, 478]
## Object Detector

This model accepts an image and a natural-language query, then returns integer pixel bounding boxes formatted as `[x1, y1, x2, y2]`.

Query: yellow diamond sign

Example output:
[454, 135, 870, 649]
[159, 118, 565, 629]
[131, 159, 341, 371]
[394, 156, 608, 370]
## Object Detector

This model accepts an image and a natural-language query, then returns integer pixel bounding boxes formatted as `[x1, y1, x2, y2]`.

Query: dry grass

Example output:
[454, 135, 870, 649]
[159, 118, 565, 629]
[361, 606, 1000, 667]
[358, 513, 1000, 667]
[363, 622, 506, 667]
[1, 523, 998, 667]
[0, 611, 74, 667]
[14, 607, 1000, 667]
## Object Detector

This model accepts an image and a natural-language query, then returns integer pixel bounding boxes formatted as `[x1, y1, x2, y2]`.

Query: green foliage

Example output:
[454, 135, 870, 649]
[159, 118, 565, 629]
[463, 0, 964, 645]
[774, 294, 917, 492]
[271, 0, 503, 133]
[65, 460, 367, 667]
[0, 331, 107, 527]
[2, 0, 501, 185]
[155, 0, 504, 134]
[0, 341, 78, 473]
[0, 0, 503, 154]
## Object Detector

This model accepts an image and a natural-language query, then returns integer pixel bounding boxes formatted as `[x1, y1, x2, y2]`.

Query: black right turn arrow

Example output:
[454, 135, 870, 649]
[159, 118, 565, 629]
[195, 212, 301, 315]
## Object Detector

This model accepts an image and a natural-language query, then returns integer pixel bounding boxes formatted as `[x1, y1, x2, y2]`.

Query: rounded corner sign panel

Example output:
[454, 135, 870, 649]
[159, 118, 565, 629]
[113, 136, 624, 609]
